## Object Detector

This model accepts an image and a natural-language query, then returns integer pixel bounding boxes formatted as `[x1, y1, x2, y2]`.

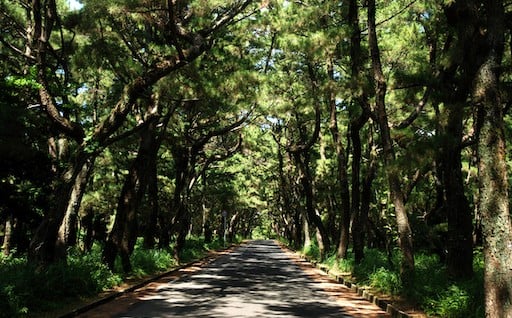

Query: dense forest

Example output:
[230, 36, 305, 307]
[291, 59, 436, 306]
[1, 0, 512, 317]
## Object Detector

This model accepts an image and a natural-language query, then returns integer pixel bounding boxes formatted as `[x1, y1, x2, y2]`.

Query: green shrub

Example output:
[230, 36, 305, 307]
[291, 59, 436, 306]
[323, 252, 354, 273]
[422, 253, 484, 318]
[130, 248, 176, 277]
[303, 243, 320, 260]
[291, 242, 485, 318]
[0, 236, 228, 317]
[425, 285, 470, 318]
[368, 267, 401, 294]
[0, 246, 122, 317]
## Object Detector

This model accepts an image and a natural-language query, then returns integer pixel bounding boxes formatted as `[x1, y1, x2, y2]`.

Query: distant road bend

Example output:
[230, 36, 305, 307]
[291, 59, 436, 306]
[79, 240, 389, 318]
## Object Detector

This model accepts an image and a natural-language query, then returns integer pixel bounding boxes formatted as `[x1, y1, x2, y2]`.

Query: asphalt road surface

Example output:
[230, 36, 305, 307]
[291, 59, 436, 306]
[81, 240, 389, 317]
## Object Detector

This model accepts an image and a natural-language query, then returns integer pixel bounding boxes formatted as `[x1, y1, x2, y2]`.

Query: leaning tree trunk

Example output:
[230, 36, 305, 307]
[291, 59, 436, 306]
[367, 0, 414, 281]
[28, 151, 94, 264]
[57, 154, 96, 251]
[474, 1, 512, 316]
[295, 151, 330, 258]
[103, 116, 159, 272]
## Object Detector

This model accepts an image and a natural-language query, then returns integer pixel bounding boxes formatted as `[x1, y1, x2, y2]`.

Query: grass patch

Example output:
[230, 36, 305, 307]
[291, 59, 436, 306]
[302, 243, 320, 260]
[129, 248, 177, 277]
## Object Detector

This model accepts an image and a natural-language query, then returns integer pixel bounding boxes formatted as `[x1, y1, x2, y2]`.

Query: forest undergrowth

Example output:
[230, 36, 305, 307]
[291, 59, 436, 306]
[299, 242, 484, 318]
[0, 237, 229, 318]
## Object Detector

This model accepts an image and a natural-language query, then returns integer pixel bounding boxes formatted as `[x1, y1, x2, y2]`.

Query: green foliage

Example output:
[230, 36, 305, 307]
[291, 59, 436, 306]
[324, 252, 353, 273]
[0, 237, 230, 317]
[178, 236, 230, 264]
[297, 241, 484, 318]
[421, 253, 485, 318]
[128, 248, 176, 277]
[0, 255, 28, 318]
[0, 245, 121, 317]
[368, 267, 402, 295]
[251, 211, 275, 239]
[302, 242, 320, 260]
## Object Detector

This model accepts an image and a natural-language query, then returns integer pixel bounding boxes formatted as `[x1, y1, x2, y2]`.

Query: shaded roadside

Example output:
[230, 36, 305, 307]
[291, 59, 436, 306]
[54, 244, 239, 318]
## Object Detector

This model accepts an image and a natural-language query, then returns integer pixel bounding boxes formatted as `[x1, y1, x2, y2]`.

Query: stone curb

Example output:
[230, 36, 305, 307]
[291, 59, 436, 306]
[276, 242, 423, 318]
[310, 260, 420, 318]
[59, 243, 240, 318]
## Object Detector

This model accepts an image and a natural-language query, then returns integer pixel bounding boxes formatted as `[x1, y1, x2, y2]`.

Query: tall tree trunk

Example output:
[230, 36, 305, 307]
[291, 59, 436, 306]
[103, 116, 159, 272]
[82, 206, 94, 252]
[173, 203, 190, 262]
[28, 151, 93, 264]
[2, 212, 14, 256]
[169, 146, 190, 261]
[227, 212, 239, 242]
[143, 150, 159, 249]
[354, 130, 376, 264]
[367, 0, 414, 280]
[295, 151, 330, 258]
[348, 0, 371, 264]
[275, 133, 302, 248]
[326, 59, 351, 260]
[57, 155, 95, 251]
[440, 103, 473, 278]
[303, 213, 311, 249]
[142, 111, 170, 249]
[437, 0, 495, 279]
[474, 1, 512, 316]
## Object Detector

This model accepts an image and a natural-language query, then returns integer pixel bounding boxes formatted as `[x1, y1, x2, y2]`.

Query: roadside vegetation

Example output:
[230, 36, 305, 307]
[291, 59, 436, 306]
[0, 237, 229, 318]
[299, 241, 484, 318]
[2, 1, 512, 317]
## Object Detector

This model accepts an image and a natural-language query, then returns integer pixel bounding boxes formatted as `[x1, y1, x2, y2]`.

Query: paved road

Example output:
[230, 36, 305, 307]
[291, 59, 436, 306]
[81, 240, 389, 317]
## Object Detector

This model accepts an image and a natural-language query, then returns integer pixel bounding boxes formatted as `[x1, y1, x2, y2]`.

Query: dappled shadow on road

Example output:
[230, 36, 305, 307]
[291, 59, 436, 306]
[281, 246, 389, 318]
[80, 240, 388, 318]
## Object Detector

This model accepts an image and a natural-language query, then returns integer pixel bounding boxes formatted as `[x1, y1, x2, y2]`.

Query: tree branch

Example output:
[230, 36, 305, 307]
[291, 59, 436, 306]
[395, 86, 432, 129]
[287, 62, 321, 154]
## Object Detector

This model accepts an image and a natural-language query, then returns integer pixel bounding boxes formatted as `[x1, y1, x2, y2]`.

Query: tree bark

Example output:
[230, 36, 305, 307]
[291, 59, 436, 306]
[2, 212, 14, 256]
[143, 159, 159, 249]
[275, 135, 301, 248]
[439, 103, 473, 278]
[436, 0, 496, 279]
[326, 59, 351, 260]
[294, 150, 330, 258]
[367, 0, 414, 280]
[28, 151, 94, 264]
[57, 155, 96, 251]
[347, 0, 372, 264]
[354, 131, 376, 264]
[286, 66, 330, 258]
[103, 114, 160, 272]
[474, 1, 512, 316]
[169, 145, 190, 261]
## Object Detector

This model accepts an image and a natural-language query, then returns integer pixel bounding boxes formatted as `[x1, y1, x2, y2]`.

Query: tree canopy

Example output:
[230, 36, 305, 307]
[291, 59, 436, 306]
[1, 0, 512, 317]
